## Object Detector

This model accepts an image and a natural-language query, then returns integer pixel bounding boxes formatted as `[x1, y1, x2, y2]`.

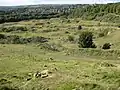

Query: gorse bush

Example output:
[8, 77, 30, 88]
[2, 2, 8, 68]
[38, 43, 59, 51]
[0, 34, 48, 44]
[78, 31, 96, 48]
[0, 26, 28, 32]
[0, 85, 19, 90]
[102, 43, 111, 49]
[78, 25, 82, 30]
[65, 31, 70, 34]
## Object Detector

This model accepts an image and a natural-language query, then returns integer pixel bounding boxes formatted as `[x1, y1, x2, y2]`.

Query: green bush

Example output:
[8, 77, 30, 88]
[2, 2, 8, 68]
[0, 26, 28, 32]
[78, 31, 96, 48]
[67, 20, 71, 23]
[76, 20, 79, 23]
[38, 43, 59, 51]
[0, 34, 5, 39]
[0, 85, 19, 90]
[65, 31, 70, 34]
[68, 35, 74, 42]
[98, 32, 105, 37]
[102, 43, 111, 49]
[78, 25, 82, 30]
[0, 34, 48, 44]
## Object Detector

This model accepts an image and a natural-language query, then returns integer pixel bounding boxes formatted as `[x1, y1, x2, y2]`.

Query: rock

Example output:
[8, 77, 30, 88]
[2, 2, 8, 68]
[13, 75, 17, 78]
[26, 78, 32, 81]
[107, 31, 111, 35]
[33, 70, 52, 78]
[41, 74, 49, 78]
[49, 58, 53, 60]
[41, 70, 49, 75]
[33, 71, 41, 78]
[54, 68, 57, 71]
[28, 73, 33, 76]
[41, 70, 52, 78]
[44, 65, 47, 67]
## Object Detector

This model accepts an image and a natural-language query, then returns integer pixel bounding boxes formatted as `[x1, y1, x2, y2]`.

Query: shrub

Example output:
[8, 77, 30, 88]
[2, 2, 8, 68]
[78, 25, 82, 30]
[67, 20, 71, 23]
[0, 26, 28, 32]
[68, 35, 74, 42]
[78, 31, 96, 48]
[38, 43, 59, 51]
[0, 34, 48, 44]
[65, 31, 69, 34]
[0, 85, 19, 90]
[76, 20, 79, 23]
[96, 62, 116, 67]
[47, 22, 50, 24]
[91, 43, 97, 48]
[28, 36, 48, 43]
[98, 32, 105, 37]
[98, 29, 109, 37]
[102, 43, 111, 49]
[0, 34, 5, 39]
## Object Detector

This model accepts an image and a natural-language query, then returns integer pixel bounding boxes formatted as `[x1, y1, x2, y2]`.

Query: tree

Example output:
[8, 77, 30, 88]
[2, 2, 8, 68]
[78, 31, 96, 48]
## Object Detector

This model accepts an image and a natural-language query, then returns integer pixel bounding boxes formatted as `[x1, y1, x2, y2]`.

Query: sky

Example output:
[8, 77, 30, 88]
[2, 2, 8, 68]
[0, 0, 120, 6]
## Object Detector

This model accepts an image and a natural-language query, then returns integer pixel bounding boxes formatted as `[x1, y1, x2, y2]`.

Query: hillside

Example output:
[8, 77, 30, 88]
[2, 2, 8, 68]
[0, 3, 120, 90]
[0, 3, 120, 23]
[69, 3, 120, 23]
[0, 4, 82, 23]
[0, 17, 120, 90]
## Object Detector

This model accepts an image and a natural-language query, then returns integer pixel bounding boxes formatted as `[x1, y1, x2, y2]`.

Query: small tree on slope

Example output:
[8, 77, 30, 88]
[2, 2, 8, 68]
[78, 31, 96, 48]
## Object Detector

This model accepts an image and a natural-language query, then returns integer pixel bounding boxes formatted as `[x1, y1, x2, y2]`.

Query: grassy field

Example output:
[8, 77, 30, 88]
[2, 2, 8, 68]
[0, 18, 120, 90]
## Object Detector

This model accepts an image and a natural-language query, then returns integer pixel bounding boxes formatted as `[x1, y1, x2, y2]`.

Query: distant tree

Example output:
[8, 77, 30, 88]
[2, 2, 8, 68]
[78, 31, 96, 48]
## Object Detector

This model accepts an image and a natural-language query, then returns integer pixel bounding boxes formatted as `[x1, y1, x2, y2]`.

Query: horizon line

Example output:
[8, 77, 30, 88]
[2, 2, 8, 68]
[0, 2, 119, 7]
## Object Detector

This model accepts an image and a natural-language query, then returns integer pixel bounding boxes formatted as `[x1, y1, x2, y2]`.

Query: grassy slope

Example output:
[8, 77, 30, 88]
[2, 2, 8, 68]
[0, 18, 120, 90]
[0, 44, 120, 90]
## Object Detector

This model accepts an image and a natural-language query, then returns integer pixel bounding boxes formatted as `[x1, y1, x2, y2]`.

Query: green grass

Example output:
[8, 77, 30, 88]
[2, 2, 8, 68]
[0, 18, 120, 90]
[0, 44, 120, 90]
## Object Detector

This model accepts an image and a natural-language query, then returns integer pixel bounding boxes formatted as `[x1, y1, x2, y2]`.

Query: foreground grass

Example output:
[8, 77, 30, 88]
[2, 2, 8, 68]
[0, 44, 120, 90]
[0, 18, 120, 90]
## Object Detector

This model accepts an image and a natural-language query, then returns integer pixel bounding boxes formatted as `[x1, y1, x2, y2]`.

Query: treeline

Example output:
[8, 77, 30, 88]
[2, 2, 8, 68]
[0, 3, 120, 23]
[0, 4, 81, 23]
[69, 3, 120, 23]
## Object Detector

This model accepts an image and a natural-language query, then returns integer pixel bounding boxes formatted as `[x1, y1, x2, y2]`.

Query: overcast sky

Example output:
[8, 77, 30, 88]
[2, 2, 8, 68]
[0, 0, 120, 6]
